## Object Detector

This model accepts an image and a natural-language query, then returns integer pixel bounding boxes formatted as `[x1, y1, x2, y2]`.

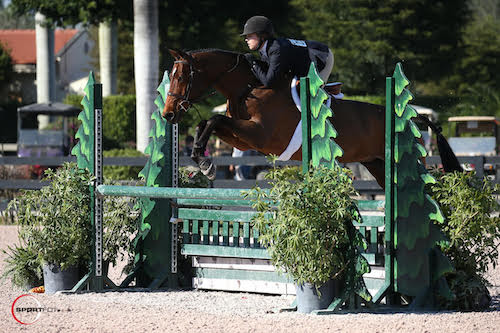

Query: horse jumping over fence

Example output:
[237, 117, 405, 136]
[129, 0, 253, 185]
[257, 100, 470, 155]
[162, 49, 461, 188]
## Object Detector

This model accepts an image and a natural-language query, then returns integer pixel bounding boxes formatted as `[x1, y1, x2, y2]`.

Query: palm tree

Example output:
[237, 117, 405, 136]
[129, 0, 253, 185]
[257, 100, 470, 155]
[35, 12, 55, 129]
[133, 0, 158, 152]
[99, 20, 117, 97]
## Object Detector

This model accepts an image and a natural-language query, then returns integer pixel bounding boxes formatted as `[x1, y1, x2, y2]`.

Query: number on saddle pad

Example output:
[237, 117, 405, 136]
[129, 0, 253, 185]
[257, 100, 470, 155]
[288, 39, 307, 47]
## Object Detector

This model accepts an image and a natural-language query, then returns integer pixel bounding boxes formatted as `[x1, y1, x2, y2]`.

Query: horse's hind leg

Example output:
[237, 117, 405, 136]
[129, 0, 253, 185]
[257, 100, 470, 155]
[361, 159, 385, 190]
[191, 120, 217, 180]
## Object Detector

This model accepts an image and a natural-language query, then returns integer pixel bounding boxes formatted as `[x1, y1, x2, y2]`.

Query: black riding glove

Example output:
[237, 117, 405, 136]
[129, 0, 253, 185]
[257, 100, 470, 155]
[244, 53, 257, 65]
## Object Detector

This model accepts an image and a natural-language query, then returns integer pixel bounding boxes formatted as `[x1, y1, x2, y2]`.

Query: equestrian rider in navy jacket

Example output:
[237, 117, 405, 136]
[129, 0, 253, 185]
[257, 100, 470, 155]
[241, 16, 334, 88]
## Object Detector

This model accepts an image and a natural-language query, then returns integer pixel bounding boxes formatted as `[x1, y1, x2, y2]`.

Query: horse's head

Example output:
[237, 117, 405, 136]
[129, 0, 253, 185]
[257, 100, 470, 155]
[162, 49, 208, 123]
[163, 49, 250, 123]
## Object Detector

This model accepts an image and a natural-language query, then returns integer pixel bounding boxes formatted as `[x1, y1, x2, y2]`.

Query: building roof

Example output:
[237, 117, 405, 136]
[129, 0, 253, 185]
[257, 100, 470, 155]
[448, 116, 499, 124]
[18, 102, 81, 116]
[0, 29, 79, 64]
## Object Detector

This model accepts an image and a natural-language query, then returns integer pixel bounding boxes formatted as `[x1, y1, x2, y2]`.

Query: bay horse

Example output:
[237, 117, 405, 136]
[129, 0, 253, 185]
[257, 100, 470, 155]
[162, 49, 461, 188]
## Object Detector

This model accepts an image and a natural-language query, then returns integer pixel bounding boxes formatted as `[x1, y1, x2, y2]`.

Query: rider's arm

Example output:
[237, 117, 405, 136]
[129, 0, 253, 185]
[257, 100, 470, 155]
[251, 44, 283, 88]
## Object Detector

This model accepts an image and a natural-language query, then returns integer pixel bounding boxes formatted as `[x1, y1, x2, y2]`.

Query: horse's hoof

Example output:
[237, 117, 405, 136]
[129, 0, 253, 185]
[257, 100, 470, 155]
[202, 163, 217, 181]
[199, 159, 217, 181]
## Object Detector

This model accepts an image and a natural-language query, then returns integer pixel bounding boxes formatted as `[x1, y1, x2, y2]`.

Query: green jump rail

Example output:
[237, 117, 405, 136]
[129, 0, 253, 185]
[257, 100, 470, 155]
[97, 185, 249, 200]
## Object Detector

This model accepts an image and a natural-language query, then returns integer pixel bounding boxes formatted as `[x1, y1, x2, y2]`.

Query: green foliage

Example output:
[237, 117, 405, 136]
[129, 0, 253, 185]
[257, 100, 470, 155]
[0, 100, 20, 142]
[63, 93, 83, 109]
[449, 84, 500, 118]
[2, 163, 142, 286]
[430, 171, 500, 277]
[102, 186, 140, 267]
[438, 270, 492, 311]
[247, 160, 365, 287]
[1, 243, 43, 288]
[102, 95, 136, 148]
[116, 19, 135, 95]
[346, 95, 384, 106]
[65, 94, 136, 149]
[456, 1, 500, 93]
[7, 163, 93, 270]
[157, 0, 299, 71]
[430, 171, 500, 310]
[103, 148, 144, 180]
[0, 3, 35, 29]
[291, 0, 469, 94]
[0, 41, 13, 87]
[9, 0, 132, 27]
[179, 166, 211, 188]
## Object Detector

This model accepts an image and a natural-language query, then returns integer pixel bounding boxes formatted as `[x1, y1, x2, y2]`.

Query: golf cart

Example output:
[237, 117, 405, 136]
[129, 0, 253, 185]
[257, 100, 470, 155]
[447, 116, 499, 176]
[17, 102, 80, 158]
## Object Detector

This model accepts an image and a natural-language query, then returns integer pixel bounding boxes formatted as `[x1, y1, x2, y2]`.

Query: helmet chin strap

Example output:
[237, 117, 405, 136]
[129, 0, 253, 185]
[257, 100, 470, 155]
[257, 36, 265, 51]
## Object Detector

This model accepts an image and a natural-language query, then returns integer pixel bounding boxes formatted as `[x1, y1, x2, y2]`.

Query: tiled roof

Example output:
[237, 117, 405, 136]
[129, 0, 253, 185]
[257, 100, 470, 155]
[0, 29, 79, 64]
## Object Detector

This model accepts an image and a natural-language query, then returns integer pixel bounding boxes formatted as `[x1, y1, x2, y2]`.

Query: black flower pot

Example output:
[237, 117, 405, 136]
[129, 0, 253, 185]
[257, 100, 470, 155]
[295, 279, 338, 313]
[42, 263, 79, 294]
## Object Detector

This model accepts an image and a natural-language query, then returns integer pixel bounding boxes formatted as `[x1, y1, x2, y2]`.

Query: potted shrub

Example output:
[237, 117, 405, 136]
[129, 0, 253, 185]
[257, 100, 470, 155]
[248, 161, 370, 313]
[7, 163, 93, 293]
[430, 170, 500, 310]
[4, 164, 143, 292]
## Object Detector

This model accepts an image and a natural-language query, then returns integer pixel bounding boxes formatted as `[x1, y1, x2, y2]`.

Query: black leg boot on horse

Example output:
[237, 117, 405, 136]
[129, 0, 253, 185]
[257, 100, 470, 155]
[191, 119, 217, 180]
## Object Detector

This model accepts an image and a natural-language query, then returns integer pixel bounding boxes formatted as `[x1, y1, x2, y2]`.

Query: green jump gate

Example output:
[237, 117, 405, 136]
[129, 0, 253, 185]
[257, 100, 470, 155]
[73, 63, 451, 310]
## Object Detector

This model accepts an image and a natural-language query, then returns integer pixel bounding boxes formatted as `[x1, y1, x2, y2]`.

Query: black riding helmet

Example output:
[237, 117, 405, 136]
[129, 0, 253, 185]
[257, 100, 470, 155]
[240, 16, 275, 36]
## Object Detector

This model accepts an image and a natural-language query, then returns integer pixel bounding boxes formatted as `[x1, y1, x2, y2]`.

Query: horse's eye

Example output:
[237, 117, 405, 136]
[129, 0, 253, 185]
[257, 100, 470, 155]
[178, 76, 184, 83]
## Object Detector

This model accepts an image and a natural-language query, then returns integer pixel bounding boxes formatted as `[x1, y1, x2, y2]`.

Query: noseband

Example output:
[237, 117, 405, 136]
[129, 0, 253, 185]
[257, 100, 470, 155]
[167, 54, 242, 114]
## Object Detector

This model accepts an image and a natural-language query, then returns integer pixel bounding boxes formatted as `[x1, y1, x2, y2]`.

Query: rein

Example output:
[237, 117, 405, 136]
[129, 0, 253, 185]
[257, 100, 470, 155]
[168, 54, 243, 115]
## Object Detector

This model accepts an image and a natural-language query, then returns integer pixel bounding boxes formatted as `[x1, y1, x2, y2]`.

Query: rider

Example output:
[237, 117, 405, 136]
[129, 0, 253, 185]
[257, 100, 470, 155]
[241, 16, 334, 88]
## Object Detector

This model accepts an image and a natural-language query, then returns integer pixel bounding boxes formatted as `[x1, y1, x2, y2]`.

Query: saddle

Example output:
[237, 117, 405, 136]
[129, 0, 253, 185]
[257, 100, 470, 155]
[293, 80, 344, 100]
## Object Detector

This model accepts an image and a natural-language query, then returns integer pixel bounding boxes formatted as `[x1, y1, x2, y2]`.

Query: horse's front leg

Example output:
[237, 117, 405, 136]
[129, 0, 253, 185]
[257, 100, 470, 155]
[190, 120, 217, 180]
[191, 114, 269, 180]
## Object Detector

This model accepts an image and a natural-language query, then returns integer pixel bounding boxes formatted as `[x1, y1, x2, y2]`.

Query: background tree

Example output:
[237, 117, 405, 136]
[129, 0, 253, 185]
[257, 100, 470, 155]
[291, 0, 469, 95]
[457, 0, 500, 92]
[0, 0, 35, 29]
[134, 0, 158, 153]
[0, 41, 13, 96]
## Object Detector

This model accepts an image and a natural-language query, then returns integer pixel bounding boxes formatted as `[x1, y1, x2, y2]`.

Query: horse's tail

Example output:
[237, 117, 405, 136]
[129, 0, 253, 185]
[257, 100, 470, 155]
[416, 114, 463, 173]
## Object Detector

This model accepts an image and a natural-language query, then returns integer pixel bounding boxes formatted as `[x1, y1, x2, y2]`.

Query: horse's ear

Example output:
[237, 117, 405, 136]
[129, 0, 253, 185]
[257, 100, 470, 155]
[178, 49, 195, 63]
[169, 48, 181, 60]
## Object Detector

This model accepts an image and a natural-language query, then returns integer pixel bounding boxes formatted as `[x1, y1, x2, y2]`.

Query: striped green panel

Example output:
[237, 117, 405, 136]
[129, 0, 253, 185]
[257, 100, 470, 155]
[232, 222, 240, 247]
[353, 215, 384, 227]
[212, 221, 219, 245]
[192, 220, 200, 244]
[177, 198, 256, 207]
[194, 267, 293, 283]
[178, 208, 258, 222]
[356, 200, 385, 211]
[202, 221, 209, 245]
[181, 244, 270, 259]
[370, 228, 378, 253]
